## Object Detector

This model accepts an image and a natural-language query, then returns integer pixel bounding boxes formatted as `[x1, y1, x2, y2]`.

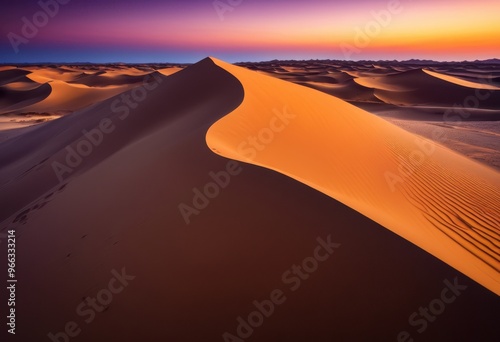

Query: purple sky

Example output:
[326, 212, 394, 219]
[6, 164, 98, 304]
[1, 0, 499, 63]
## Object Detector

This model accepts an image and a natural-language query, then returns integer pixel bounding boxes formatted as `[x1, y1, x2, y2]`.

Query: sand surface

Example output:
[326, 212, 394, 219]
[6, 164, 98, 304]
[0, 58, 498, 341]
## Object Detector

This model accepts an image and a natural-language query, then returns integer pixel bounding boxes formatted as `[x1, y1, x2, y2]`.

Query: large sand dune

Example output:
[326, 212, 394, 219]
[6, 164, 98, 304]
[0, 58, 498, 341]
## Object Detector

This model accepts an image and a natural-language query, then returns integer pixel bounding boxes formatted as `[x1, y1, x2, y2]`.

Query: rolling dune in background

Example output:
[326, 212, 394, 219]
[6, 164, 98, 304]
[0, 65, 185, 121]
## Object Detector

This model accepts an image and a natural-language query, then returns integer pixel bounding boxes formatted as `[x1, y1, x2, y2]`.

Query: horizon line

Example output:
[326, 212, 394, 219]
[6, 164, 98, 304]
[1, 57, 499, 65]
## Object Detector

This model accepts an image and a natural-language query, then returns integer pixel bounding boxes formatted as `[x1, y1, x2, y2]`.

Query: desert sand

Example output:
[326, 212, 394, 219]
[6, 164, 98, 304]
[0, 58, 498, 341]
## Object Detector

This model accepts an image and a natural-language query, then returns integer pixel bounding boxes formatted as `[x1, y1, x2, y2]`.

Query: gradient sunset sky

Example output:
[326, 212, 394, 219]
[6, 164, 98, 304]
[1, 0, 499, 63]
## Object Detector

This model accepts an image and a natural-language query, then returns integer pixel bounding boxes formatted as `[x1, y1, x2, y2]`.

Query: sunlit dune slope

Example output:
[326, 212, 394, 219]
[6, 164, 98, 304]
[23, 66, 84, 83]
[423, 69, 500, 90]
[207, 58, 500, 294]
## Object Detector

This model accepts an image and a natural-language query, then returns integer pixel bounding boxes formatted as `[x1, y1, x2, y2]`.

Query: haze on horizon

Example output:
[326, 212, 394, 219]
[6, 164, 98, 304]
[0, 0, 499, 63]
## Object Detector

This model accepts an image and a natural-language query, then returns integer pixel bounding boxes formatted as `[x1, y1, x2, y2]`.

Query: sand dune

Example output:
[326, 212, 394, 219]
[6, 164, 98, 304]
[157, 67, 184, 76]
[0, 78, 134, 116]
[359, 69, 500, 108]
[2, 79, 44, 91]
[0, 82, 51, 112]
[17, 80, 135, 114]
[207, 58, 500, 295]
[299, 78, 382, 102]
[0, 67, 182, 125]
[0, 58, 498, 341]
[23, 66, 84, 83]
[0, 68, 33, 86]
[423, 69, 500, 90]
[68, 72, 158, 87]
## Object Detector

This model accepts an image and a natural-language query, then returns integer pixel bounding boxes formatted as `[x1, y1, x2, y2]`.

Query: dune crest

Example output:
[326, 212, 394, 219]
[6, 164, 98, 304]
[423, 69, 500, 90]
[206, 58, 500, 294]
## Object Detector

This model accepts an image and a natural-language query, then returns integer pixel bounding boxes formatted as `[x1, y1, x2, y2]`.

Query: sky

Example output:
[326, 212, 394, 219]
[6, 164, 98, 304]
[0, 0, 499, 63]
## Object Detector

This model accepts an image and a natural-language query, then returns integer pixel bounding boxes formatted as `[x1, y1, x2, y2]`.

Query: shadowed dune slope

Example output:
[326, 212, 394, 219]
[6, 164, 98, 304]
[0, 68, 32, 86]
[207, 58, 500, 295]
[0, 82, 52, 112]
